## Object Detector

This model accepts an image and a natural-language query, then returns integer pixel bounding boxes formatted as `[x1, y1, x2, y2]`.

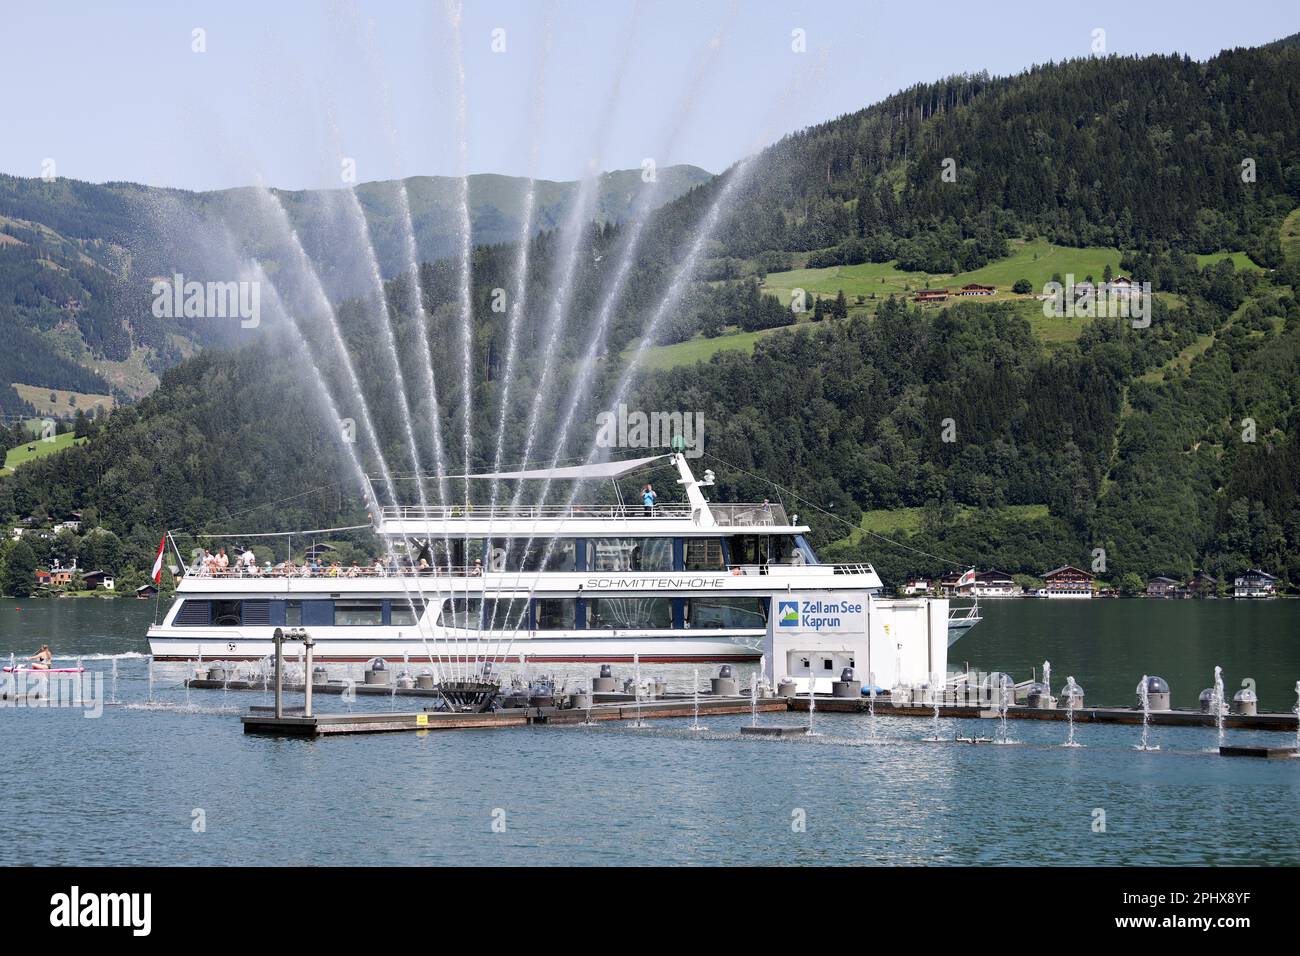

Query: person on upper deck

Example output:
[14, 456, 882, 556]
[641, 483, 657, 516]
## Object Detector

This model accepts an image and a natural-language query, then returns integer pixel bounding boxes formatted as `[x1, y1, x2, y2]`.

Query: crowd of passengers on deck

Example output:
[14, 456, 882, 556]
[191, 547, 484, 578]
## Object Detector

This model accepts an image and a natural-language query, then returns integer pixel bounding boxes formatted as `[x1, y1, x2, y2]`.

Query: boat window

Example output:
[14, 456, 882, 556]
[534, 598, 576, 629]
[438, 598, 483, 629]
[389, 599, 426, 627]
[334, 602, 383, 626]
[684, 538, 725, 570]
[540, 539, 576, 572]
[212, 600, 242, 626]
[727, 535, 805, 566]
[728, 535, 767, 566]
[685, 596, 767, 628]
[422, 538, 486, 571]
[586, 537, 673, 572]
[586, 597, 673, 629]
[483, 597, 529, 631]
[285, 601, 303, 627]
[764, 535, 806, 564]
[485, 538, 576, 573]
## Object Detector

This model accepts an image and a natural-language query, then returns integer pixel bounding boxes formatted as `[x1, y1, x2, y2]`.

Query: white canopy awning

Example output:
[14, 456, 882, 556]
[463, 453, 671, 481]
[384, 454, 672, 484]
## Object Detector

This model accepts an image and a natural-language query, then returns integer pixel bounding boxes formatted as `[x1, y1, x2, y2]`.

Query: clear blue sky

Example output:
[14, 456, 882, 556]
[4, 0, 1296, 191]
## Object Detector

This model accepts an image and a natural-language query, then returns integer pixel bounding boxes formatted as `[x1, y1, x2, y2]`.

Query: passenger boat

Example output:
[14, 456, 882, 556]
[146, 454, 972, 685]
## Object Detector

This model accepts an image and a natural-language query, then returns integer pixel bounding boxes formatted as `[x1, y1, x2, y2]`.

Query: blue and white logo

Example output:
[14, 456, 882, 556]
[778, 601, 799, 627]
[776, 594, 867, 633]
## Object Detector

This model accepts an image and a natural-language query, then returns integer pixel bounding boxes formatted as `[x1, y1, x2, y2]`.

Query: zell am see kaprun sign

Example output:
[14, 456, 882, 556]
[777, 594, 867, 633]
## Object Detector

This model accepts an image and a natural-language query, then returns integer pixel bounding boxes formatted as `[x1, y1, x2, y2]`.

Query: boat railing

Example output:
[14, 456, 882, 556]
[830, 563, 876, 575]
[183, 564, 491, 580]
[181, 561, 877, 581]
[708, 502, 789, 526]
[377, 503, 695, 521]
[948, 602, 983, 623]
[722, 562, 875, 576]
[376, 501, 791, 525]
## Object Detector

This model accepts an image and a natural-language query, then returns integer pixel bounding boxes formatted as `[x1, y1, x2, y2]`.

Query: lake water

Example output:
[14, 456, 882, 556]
[3, 597, 1299, 866]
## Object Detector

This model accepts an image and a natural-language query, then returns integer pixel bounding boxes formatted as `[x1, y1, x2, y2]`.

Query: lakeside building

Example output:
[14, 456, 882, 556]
[1233, 569, 1278, 599]
[1187, 571, 1219, 598]
[971, 569, 1018, 597]
[936, 571, 962, 595]
[1145, 576, 1182, 598]
[36, 564, 81, 587]
[1040, 565, 1094, 599]
[81, 570, 115, 591]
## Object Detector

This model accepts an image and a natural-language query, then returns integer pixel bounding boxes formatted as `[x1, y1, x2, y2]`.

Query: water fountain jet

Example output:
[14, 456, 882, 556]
[1135, 675, 1159, 751]
[689, 668, 706, 732]
[1062, 676, 1083, 747]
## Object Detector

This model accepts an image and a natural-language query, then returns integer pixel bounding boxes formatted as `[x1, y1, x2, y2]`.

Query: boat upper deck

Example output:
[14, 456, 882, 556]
[373, 500, 798, 537]
[173, 562, 884, 592]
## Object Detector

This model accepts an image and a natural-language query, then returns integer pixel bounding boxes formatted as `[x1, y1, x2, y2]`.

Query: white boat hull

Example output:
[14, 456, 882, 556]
[147, 628, 763, 663]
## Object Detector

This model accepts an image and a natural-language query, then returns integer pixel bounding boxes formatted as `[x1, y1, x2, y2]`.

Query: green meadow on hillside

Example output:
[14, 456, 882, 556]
[759, 239, 1125, 306]
[2, 430, 85, 475]
[633, 237, 1231, 374]
[633, 289, 1100, 373]
[833, 503, 1052, 548]
[1194, 250, 1264, 272]
[628, 325, 790, 371]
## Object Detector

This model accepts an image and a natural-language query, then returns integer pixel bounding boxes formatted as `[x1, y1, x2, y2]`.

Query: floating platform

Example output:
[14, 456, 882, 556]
[188, 676, 1300, 739]
[739, 725, 809, 737]
[791, 697, 1300, 732]
[1219, 744, 1299, 759]
[189, 678, 442, 698]
[241, 695, 786, 737]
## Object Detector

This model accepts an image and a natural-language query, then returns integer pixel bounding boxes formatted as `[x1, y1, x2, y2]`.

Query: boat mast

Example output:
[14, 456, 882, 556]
[672, 452, 716, 527]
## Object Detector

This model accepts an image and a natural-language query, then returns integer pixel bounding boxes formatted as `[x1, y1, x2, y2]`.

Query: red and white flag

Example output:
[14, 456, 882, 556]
[956, 567, 976, 588]
[151, 536, 167, 584]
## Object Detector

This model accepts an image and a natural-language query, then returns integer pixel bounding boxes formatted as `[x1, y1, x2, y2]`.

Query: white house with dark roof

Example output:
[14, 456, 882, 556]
[972, 569, 1018, 597]
[1233, 569, 1277, 599]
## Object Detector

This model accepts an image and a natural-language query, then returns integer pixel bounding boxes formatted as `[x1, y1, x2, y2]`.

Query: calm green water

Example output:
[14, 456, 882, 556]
[955, 598, 1300, 711]
[2, 597, 1298, 866]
